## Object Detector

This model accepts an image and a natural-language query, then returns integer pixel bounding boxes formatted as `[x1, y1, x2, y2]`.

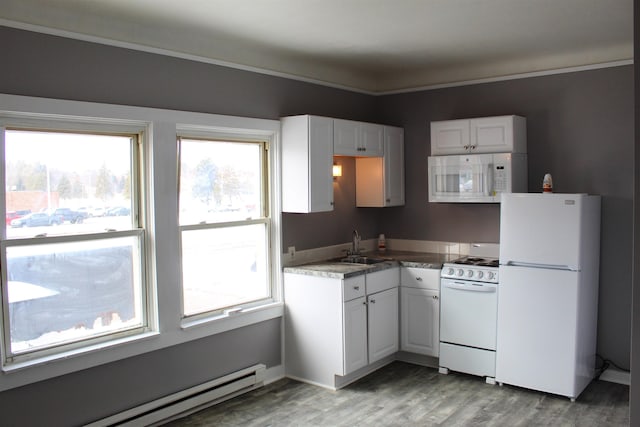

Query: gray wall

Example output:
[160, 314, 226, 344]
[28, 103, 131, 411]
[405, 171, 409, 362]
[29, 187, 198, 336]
[0, 26, 380, 426]
[630, 0, 639, 424]
[0, 320, 281, 426]
[0, 24, 635, 424]
[377, 67, 635, 370]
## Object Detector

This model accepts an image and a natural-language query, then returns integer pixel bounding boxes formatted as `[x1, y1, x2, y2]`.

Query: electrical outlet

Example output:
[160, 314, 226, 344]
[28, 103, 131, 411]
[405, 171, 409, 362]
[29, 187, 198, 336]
[288, 246, 296, 259]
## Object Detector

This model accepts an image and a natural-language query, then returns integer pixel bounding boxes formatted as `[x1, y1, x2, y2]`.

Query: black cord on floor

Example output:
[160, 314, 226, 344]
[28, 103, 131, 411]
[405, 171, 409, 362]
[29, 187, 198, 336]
[595, 353, 630, 380]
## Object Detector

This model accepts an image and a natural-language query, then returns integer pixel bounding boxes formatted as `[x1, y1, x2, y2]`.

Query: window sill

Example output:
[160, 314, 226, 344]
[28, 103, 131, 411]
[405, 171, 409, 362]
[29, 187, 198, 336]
[2, 330, 160, 374]
[180, 302, 284, 333]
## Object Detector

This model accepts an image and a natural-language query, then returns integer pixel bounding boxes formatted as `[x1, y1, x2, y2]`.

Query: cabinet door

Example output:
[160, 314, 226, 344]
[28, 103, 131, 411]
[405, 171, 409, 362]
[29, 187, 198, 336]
[400, 287, 439, 357]
[355, 126, 404, 207]
[281, 115, 334, 213]
[470, 116, 514, 153]
[368, 287, 399, 363]
[360, 122, 384, 156]
[430, 119, 470, 155]
[308, 116, 335, 211]
[343, 296, 368, 375]
[334, 119, 360, 156]
[383, 126, 404, 206]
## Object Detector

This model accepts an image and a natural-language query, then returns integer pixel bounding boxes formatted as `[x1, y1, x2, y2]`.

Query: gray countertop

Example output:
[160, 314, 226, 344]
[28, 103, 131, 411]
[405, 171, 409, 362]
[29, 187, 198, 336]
[283, 250, 455, 279]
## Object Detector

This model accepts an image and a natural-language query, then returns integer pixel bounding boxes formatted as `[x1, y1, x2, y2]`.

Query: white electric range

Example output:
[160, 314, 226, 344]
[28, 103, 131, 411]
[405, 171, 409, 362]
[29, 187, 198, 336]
[439, 247, 500, 384]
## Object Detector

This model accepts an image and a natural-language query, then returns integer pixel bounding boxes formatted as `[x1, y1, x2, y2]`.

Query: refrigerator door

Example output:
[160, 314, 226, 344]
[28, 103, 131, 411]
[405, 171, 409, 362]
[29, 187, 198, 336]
[496, 265, 582, 398]
[500, 193, 586, 270]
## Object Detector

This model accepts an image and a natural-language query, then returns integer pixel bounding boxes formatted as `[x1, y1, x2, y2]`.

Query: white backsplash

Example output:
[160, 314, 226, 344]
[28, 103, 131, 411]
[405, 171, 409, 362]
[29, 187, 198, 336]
[281, 239, 498, 267]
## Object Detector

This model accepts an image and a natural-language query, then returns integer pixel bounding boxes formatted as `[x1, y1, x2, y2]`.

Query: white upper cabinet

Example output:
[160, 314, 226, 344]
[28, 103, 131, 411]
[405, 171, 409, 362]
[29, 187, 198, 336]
[334, 119, 384, 157]
[356, 126, 405, 207]
[383, 126, 405, 206]
[282, 115, 334, 213]
[430, 119, 470, 155]
[431, 115, 526, 155]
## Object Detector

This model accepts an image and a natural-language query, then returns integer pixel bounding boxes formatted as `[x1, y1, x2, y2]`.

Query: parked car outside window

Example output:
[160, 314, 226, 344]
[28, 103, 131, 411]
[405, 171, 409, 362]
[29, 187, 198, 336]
[10, 212, 60, 227]
[5, 210, 31, 225]
[53, 207, 89, 224]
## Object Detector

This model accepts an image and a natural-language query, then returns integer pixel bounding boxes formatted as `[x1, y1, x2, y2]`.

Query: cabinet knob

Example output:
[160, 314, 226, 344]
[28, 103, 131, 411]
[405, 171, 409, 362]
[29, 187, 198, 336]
[354, 286, 360, 290]
[386, 198, 391, 203]
[416, 277, 423, 281]
[370, 299, 376, 304]
[471, 145, 477, 150]
[433, 295, 439, 300]
[463, 145, 469, 150]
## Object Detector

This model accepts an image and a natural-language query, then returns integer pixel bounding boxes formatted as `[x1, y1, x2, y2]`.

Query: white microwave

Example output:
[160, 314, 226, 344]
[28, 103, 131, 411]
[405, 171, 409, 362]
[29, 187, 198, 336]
[428, 153, 527, 203]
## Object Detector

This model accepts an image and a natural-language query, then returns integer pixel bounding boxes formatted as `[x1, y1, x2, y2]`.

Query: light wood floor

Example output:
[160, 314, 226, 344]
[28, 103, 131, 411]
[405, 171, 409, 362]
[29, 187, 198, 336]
[162, 362, 630, 426]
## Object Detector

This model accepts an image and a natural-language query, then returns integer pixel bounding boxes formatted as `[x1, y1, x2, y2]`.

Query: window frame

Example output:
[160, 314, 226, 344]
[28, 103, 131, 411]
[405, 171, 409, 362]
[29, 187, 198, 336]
[0, 119, 154, 366]
[176, 131, 277, 323]
[0, 93, 283, 392]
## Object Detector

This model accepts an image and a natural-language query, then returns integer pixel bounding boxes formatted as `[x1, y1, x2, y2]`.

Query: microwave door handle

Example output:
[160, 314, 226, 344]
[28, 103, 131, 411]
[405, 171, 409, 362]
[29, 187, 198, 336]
[483, 164, 493, 196]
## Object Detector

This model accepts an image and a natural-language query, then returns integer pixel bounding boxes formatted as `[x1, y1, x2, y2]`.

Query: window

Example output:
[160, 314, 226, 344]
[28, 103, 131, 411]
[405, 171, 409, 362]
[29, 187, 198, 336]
[1, 125, 149, 365]
[0, 93, 282, 390]
[178, 136, 272, 318]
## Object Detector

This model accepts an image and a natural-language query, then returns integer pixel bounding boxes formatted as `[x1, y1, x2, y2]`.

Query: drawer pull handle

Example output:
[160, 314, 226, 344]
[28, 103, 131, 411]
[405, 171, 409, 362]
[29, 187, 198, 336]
[416, 277, 423, 281]
[354, 286, 360, 290]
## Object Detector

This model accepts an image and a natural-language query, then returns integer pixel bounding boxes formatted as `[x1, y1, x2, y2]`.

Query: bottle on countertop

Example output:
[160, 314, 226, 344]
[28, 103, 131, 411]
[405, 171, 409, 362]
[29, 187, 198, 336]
[542, 173, 553, 193]
[378, 234, 386, 253]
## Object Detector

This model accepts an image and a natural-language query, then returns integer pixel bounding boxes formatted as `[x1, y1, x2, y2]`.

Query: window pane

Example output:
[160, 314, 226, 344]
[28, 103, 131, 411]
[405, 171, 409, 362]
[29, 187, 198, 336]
[181, 224, 269, 316]
[5, 236, 144, 355]
[179, 139, 263, 225]
[5, 130, 135, 238]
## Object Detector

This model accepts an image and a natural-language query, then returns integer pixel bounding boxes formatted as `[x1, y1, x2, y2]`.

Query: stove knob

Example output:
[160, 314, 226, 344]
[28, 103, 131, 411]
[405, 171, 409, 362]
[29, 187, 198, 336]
[487, 271, 495, 281]
[467, 270, 474, 278]
[447, 268, 455, 276]
[457, 269, 464, 277]
[477, 271, 484, 279]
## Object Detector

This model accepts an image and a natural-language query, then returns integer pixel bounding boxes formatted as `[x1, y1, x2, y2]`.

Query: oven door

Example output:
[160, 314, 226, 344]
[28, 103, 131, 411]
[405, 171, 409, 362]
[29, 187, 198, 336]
[440, 278, 498, 350]
[428, 154, 495, 203]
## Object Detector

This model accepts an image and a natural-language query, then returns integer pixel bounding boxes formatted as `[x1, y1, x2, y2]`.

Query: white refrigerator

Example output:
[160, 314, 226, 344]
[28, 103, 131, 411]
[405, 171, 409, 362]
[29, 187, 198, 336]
[496, 193, 601, 401]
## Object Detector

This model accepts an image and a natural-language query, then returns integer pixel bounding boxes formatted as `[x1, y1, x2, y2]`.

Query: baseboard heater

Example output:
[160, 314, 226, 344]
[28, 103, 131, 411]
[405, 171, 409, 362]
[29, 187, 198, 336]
[86, 364, 266, 427]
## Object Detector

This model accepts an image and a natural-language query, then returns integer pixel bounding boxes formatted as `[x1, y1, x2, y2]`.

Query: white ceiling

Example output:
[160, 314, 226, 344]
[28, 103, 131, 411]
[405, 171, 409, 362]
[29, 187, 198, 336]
[0, 0, 634, 93]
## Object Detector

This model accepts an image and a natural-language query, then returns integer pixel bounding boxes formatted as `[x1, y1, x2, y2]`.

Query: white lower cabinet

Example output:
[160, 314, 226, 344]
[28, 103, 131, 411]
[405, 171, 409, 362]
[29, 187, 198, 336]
[284, 267, 399, 389]
[343, 296, 368, 373]
[400, 267, 440, 357]
[368, 287, 399, 362]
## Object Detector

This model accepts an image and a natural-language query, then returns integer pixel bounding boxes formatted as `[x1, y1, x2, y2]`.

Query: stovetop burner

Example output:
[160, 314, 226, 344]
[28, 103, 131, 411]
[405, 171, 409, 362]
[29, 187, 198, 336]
[452, 256, 499, 268]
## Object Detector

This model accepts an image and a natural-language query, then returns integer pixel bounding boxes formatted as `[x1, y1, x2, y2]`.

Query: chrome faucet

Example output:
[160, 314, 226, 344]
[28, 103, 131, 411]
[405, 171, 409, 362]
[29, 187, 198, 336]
[351, 229, 361, 256]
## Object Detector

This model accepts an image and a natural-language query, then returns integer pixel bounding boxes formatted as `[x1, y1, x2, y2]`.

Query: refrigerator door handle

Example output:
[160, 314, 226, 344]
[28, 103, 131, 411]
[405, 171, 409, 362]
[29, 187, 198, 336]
[502, 261, 578, 271]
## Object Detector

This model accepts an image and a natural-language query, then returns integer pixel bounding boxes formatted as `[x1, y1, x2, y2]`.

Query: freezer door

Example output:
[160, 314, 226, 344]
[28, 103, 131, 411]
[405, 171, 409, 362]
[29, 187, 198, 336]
[496, 265, 584, 398]
[500, 193, 586, 269]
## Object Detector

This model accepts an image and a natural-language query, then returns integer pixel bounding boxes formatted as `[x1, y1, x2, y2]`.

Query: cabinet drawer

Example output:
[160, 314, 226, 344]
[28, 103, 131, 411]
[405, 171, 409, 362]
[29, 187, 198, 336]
[343, 276, 366, 301]
[366, 267, 399, 295]
[401, 267, 440, 290]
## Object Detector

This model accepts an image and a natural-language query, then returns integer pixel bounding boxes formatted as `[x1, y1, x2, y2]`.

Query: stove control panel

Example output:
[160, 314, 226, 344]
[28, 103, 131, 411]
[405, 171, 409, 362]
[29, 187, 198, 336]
[441, 264, 499, 283]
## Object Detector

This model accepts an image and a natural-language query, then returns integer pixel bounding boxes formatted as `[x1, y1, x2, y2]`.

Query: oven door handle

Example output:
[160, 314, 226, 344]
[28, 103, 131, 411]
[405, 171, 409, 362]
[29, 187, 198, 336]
[443, 282, 496, 293]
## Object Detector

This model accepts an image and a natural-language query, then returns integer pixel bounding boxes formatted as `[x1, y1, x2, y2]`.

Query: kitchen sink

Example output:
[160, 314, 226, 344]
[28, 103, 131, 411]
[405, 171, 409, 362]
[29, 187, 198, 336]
[337, 255, 387, 265]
